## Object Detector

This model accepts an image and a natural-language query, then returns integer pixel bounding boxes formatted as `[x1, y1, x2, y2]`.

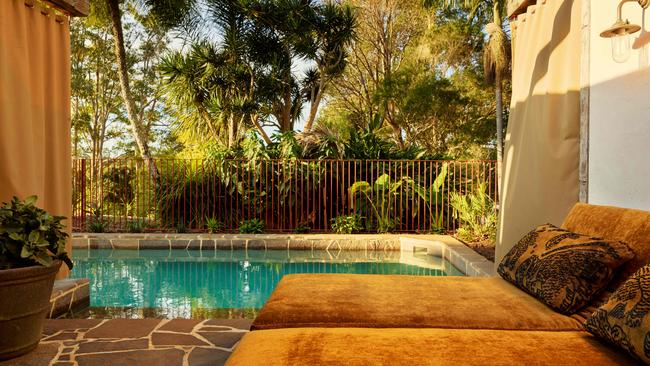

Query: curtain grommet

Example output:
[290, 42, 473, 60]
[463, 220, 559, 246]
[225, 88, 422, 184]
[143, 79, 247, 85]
[24, 0, 35, 8]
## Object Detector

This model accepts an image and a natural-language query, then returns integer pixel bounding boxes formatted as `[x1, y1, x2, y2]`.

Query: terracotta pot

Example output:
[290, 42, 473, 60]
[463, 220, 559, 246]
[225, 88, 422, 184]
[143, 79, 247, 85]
[0, 261, 61, 360]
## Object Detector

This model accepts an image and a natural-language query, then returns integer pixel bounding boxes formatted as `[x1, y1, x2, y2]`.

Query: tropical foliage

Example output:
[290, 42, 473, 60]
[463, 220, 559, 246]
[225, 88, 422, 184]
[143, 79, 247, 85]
[70, 0, 510, 241]
[350, 174, 413, 233]
[0, 196, 73, 270]
[73, 0, 509, 162]
[331, 214, 364, 234]
[205, 217, 224, 234]
[410, 163, 449, 233]
[450, 182, 498, 243]
[239, 219, 265, 234]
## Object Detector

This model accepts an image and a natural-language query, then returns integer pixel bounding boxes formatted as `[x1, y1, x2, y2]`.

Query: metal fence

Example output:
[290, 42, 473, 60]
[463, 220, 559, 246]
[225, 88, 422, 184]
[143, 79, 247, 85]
[72, 159, 498, 233]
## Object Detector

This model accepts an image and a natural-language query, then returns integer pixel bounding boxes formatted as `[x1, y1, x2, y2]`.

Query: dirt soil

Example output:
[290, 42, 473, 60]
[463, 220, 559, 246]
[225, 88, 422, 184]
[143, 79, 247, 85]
[461, 239, 495, 262]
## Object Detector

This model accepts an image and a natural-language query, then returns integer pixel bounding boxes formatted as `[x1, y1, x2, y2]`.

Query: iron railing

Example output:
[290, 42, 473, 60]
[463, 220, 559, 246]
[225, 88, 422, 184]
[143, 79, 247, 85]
[72, 159, 498, 233]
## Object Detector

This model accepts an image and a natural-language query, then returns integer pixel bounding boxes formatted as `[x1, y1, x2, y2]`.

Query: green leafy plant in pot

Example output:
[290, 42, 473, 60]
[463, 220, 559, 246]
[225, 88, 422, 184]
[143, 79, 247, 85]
[0, 196, 73, 360]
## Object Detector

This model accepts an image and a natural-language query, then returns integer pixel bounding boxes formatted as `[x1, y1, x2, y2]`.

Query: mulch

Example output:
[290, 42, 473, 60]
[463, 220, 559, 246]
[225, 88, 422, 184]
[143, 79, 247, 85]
[460, 239, 496, 262]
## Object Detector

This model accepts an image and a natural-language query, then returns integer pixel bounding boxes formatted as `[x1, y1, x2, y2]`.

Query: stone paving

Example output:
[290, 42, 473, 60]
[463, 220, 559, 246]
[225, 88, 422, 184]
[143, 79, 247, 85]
[0, 318, 252, 366]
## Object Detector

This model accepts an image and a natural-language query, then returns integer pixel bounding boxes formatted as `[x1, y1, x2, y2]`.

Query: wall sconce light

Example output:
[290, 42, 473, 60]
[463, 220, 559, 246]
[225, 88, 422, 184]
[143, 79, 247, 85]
[601, 0, 649, 62]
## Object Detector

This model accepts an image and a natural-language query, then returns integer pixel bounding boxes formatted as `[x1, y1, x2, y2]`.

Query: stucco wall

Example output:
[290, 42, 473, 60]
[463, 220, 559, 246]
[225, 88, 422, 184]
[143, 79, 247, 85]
[589, 1, 650, 210]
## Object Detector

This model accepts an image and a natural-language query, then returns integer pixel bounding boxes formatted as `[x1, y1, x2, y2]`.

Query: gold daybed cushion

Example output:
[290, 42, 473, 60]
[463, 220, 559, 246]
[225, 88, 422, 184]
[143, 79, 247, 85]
[251, 275, 584, 331]
[227, 328, 637, 366]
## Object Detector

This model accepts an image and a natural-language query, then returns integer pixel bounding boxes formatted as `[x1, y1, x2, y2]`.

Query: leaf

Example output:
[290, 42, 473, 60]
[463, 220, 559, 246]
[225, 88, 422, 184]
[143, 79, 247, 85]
[388, 181, 404, 194]
[33, 252, 53, 267]
[432, 163, 448, 193]
[20, 245, 32, 258]
[374, 174, 390, 192]
[24, 195, 38, 206]
[350, 181, 370, 195]
[9, 232, 23, 241]
[28, 231, 40, 243]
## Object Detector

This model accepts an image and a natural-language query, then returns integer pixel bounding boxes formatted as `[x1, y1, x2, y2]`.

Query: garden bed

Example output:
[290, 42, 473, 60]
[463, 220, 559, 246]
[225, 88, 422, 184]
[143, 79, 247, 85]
[464, 241, 496, 262]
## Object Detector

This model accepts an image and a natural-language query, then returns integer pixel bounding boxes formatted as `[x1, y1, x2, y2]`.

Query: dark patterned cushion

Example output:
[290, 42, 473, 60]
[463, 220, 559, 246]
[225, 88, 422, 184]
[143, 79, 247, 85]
[498, 224, 634, 314]
[585, 265, 650, 363]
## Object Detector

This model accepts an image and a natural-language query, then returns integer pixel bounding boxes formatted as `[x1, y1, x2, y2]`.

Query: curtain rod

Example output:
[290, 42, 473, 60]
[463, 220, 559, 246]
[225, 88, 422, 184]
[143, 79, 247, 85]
[24, 0, 68, 23]
[24, 0, 88, 17]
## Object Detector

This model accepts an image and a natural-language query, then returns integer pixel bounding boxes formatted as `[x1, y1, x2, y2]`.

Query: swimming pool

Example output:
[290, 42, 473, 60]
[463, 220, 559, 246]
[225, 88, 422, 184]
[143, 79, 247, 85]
[69, 249, 463, 319]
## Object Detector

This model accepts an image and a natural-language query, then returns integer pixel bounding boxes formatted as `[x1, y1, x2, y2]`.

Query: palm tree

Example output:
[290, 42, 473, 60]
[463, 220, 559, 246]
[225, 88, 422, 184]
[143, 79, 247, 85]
[482, 2, 509, 199]
[159, 0, 283, 148]
[424, 0, 509, 197]
[160, 41, 274, 148]
[302, 3, 356, 132]
[239, 0, 317, 133]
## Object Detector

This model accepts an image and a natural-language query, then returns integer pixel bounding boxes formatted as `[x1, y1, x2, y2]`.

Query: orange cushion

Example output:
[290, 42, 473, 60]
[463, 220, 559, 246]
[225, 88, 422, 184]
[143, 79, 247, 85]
[251, 274, 584, 331]
[227, 328, 637, 366]
[585, 264, 650, 363]
[498, 223, 634, 314]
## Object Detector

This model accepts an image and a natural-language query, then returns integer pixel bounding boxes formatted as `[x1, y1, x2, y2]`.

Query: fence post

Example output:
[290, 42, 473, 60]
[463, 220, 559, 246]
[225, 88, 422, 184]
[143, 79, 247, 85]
[80, 159, 87, 230]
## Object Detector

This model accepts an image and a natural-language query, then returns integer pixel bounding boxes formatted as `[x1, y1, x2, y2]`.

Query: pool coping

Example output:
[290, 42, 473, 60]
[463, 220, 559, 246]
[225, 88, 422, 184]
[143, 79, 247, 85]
[71, 233, 495, 277]
[399, 235, 495, 277]
[49, 278, 90, 319]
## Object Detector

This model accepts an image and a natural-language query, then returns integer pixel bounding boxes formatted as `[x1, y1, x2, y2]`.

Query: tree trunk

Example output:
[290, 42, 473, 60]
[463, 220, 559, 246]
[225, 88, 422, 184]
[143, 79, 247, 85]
[228, 115, 238, 148]
[106, 0, 158, 180]
[494, 2, 505, 203]
[197, 104, 219, 137]
[281, 86, 293, 132]
[495, 73, 504, 201]
[252, 115, 272, 145]
[304, 76, 325, 133]
[386, 100, 404, 149]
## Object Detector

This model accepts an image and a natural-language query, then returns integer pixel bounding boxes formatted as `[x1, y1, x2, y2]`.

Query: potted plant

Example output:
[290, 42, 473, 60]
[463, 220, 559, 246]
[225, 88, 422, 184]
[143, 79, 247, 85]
[0, 196, 73, 360]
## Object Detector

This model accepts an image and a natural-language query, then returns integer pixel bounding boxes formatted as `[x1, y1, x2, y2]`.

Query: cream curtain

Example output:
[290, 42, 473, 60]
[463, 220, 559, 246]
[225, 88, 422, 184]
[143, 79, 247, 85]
[496, 0, 582, 263]
[0, 0, 72, 278]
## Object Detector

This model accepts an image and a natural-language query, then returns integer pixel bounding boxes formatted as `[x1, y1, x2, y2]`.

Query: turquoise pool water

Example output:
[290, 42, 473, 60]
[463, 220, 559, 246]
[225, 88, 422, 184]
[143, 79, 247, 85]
[69, 249, 463, 319]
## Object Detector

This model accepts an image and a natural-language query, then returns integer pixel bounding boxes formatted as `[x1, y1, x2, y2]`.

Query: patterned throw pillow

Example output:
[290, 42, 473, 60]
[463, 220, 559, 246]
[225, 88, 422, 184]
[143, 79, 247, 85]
[585, 265, 650, 363]
[498, 224, 635, 314]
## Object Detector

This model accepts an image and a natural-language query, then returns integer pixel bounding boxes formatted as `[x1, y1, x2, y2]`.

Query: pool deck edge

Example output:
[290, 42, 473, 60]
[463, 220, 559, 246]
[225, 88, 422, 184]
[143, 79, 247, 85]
[71, 233, 495, 277]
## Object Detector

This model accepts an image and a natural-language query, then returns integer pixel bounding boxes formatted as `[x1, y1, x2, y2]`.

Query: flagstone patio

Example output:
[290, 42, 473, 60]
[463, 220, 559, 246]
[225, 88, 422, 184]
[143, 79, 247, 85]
[0, 318, 252, 366]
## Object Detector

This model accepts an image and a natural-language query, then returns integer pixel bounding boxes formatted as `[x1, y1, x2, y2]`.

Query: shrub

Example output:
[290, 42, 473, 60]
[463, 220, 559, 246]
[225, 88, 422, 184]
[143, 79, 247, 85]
[88, 220, 107, 233]
[239, 219, 264, 234]
[450, 182, 497, 243]
[293, 223, 311, 234]
[0, 196, 73, 270]
[87, 204, 106, 233]
[331, 214, 364, 234]
[205, 217, 224, 233]
[175, 222, 188, 233]
[127, 220, 146, 233]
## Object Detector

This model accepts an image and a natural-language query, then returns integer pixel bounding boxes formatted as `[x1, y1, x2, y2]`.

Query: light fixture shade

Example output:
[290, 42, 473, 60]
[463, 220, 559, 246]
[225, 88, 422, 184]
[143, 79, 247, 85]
[612, 33, 632, 63]
[600, 20, 641, 38]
